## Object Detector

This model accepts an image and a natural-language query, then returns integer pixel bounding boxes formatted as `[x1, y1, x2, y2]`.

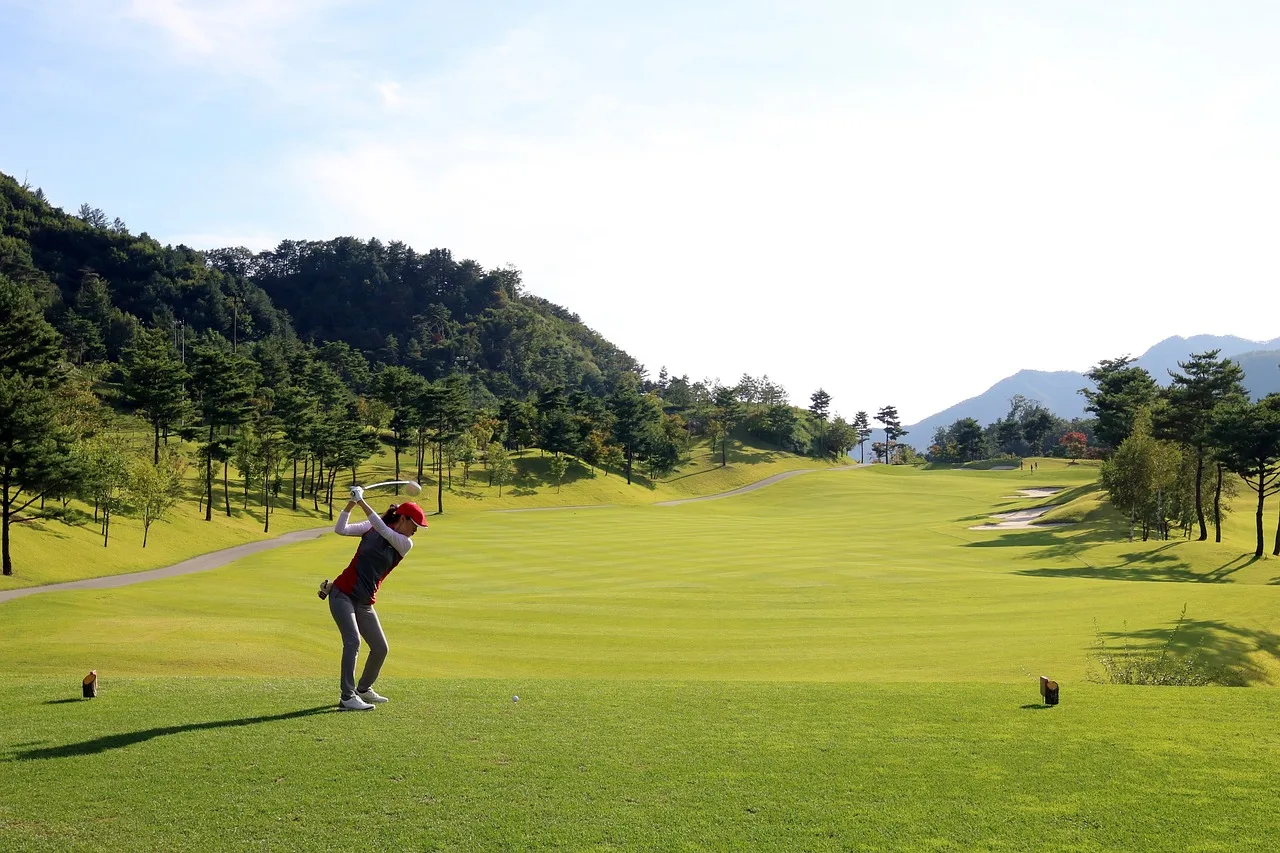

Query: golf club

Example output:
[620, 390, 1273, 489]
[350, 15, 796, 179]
[359, 480, 423, 495]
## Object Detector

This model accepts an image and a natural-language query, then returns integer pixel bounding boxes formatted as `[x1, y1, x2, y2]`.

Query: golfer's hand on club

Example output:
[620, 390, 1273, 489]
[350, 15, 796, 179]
[349, 485, 364, 503]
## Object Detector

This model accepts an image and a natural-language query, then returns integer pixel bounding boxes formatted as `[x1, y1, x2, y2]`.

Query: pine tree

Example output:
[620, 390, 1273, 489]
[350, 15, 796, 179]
[0, 275, 73, 575]
[852, 411, 872, 463]
[188, 342, 256, 521]
[1082, 357, 1158, 452]
[122, 326, 189, 464]
[421, 374, 472, 513]
[610, 375, 660, 483]
[713, 385, 745, 466]
[1160, 350, 1247, 541]
[875, 406, 908, 464]
[1210, 396, 1280, 558]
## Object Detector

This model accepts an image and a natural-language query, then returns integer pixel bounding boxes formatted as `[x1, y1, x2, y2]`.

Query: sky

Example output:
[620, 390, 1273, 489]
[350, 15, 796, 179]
[3, 1, 1279, 423]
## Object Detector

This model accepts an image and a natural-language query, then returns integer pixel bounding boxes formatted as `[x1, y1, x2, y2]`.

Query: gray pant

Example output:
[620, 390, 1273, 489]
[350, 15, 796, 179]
[328, 588, 389, 699]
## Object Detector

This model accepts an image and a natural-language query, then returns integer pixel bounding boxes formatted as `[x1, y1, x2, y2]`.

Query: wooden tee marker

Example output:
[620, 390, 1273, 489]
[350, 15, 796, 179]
[82, 670, 98, 699]
[1039, 675, 1059, 706]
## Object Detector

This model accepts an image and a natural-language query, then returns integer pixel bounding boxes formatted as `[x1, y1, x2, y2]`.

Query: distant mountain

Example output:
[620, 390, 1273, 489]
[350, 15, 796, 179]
[899, 370, 1088, 451]
[1131, 334, 1280, 383]
[1236, 350, 1280, 398]
[900, 335, 1280, 449]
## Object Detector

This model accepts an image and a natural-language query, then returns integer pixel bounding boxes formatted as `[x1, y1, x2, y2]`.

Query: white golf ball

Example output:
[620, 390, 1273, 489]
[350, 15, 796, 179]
[513, 695, 519, 703]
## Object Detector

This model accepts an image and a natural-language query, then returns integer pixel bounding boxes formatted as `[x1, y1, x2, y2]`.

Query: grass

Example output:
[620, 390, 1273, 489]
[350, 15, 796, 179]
[2, 678, 1277, 852]
[2, 435, 842, 589]
[9, 461, 1277, 684]
[2, 459, 1279, 850]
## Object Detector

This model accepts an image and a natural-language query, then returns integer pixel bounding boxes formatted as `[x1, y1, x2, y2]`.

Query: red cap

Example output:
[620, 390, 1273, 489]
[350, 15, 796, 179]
[397, 502, 428, 528]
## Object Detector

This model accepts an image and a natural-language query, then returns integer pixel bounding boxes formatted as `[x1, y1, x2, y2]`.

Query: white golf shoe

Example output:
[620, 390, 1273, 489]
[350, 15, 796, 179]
[356, 688, 389, 704]
[338, 694, 375, 711]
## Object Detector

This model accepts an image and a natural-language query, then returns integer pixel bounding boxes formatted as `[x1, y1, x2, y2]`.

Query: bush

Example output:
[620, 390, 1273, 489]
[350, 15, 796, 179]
[1087, 605, 1235, 686]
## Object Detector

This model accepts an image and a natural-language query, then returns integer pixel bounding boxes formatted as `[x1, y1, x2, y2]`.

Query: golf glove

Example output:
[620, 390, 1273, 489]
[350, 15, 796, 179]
[349, 485, 364, 503]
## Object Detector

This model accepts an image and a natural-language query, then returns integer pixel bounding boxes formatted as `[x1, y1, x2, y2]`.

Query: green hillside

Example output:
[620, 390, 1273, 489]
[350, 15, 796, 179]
[1, 433, 844, 589]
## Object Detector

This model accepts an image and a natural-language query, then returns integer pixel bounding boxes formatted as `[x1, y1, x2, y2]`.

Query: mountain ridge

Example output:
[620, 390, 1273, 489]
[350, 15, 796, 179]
[900, 334, 1280, 449]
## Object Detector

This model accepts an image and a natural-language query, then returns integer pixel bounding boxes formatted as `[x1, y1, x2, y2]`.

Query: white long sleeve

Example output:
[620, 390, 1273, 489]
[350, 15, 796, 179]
[334, 510, 372, 537]
[366, 510, 414, 557]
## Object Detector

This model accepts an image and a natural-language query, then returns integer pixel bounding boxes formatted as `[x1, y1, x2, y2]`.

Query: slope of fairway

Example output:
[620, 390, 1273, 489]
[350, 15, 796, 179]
[2, 437, 841, 590]
[2, 677, 1277, 852]
[4, 462, 1279, 852]
[7, 462, 1278, 685]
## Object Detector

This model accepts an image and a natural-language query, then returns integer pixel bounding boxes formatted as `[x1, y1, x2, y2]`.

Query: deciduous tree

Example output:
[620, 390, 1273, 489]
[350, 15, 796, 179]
[547, 455, 568, 492]
[128, 448, 187, 547]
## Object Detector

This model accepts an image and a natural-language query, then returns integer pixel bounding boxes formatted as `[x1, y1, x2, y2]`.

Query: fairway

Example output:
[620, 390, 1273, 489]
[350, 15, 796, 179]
[4, 463, 1279, 850]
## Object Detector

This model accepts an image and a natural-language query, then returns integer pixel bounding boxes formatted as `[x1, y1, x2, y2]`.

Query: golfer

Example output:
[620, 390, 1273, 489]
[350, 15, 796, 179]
[324, 486, 427, 711]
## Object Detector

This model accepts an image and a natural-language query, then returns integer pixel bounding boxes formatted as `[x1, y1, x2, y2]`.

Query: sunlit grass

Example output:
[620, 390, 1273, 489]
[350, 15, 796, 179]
[3, 461, 1279, 851]
[3, 434, 843, 589]
[2, 678, 1276, 852]
[8, 463, 1278, 685]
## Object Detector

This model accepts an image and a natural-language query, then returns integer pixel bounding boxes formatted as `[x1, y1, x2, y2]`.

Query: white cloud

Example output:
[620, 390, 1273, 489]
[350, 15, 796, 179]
[291, 51, 1280, 419]
[117, 0, 352, 83]
[46, 2, 1280, 420]
[376, 81, 403, 109]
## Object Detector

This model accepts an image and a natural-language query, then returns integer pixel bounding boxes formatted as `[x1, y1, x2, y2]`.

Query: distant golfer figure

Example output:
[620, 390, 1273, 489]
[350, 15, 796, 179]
[325, 486, 427, 711]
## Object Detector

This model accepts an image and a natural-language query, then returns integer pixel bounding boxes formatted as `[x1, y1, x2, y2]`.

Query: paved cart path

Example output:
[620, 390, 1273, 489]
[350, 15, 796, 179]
[3, 464, 868, 601]
[654, 465, 862, 506]
[0, 526, 330, 605]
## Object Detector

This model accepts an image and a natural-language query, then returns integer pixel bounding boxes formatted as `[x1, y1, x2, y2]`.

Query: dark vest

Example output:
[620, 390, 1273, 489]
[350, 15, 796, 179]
[338, 529, 404, 605]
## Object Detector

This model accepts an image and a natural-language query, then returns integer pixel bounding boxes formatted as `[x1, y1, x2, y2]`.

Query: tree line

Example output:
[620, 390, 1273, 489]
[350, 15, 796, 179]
[922, 351, 1280, 556]
[926, 395, 1096, 464]
[1, 173, 875, 576]
[1085, 352, 1280, 557]
[0, 272, 866, 575]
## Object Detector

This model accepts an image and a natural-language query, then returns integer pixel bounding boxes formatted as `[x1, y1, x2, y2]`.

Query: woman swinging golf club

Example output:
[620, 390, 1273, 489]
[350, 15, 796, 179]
[324, 485, 427, 711]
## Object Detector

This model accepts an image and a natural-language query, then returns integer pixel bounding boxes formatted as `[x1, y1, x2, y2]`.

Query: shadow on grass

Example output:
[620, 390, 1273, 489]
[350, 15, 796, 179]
[1019, 704, 1055, 710]
[1016, 553, 1261, 584]
[1094, 617, 1280, 685]
[8, 706, 333, 761]
[663, 467, 723, 485]
[963, 526, 1119, 550]
[42, 698, 83, 705]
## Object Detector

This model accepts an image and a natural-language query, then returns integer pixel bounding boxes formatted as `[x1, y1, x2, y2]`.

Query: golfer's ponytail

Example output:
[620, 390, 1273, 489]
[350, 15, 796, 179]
[381, 505, 400, 526]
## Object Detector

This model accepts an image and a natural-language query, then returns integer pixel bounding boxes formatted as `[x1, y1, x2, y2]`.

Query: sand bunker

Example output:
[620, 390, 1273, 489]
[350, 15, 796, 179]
[1001, 487, 1064, 499]
[969, 488, 1074, 530]
[988, 465, 1017, 470]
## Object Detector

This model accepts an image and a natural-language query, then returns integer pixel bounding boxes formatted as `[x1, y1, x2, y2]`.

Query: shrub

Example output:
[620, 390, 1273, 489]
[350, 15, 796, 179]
[1087, 605, 1235, 686]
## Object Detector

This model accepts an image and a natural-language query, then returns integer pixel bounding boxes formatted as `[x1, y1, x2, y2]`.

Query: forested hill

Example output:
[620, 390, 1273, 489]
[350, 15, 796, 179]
[0, 171, 638, 398]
